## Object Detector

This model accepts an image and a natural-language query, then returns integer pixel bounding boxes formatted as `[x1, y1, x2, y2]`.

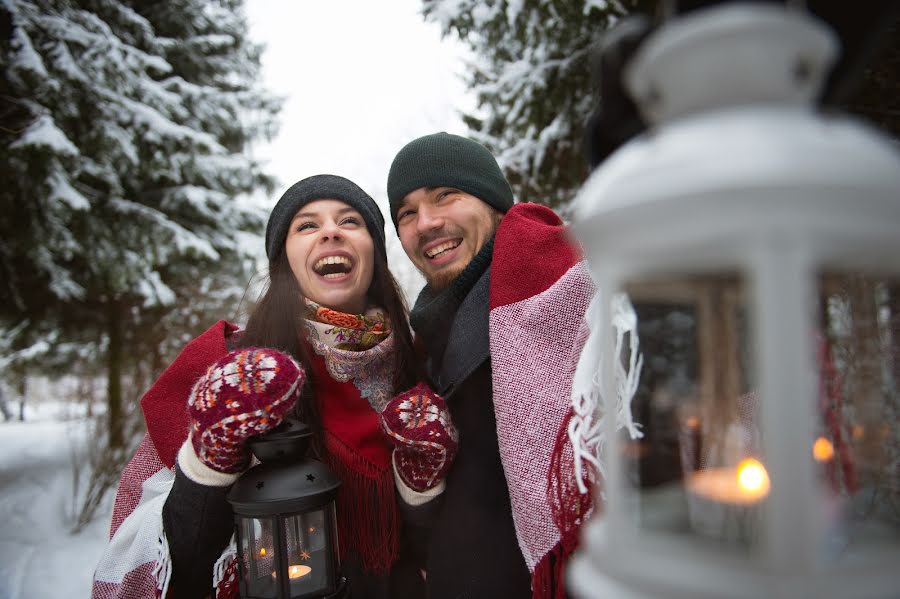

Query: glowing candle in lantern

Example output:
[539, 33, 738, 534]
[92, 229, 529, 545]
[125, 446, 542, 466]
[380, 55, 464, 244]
[685, 457, 770, 544]
[688, 458, 771, 505]
[288, 564, 312, 579]
[272, 565, 312, 580]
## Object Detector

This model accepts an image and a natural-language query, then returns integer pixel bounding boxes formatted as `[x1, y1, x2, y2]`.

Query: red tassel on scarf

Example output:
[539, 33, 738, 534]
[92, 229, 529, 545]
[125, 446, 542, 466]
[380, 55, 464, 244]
[534, 405, 598, 599]
[323, 431, 399, 573]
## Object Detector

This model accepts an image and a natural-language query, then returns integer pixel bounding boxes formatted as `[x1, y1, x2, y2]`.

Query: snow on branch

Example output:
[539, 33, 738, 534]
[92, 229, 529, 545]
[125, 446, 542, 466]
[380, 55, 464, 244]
[10, 115, 80, 157]
[9, 21, 49, 81]
[48, 171, 90, 211]
[109, 198, 221, 261]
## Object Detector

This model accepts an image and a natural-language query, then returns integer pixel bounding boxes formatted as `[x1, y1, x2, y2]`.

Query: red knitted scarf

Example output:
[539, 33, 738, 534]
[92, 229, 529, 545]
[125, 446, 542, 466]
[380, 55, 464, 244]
[310, 354, 399, 573]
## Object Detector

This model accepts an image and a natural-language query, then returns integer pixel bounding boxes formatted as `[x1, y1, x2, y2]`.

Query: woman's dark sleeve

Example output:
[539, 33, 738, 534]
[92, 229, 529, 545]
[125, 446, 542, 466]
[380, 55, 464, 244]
[162, 465, 235, 599]
[397, 493, 442, 568]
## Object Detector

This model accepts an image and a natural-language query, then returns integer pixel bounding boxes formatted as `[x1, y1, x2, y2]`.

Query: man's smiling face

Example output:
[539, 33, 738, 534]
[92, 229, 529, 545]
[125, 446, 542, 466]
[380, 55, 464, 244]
[396, 187, 501, 290]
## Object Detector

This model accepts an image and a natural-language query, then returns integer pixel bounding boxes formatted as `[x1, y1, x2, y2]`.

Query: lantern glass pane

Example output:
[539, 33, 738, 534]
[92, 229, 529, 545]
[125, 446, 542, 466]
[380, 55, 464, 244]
[279, 508, 333, 596]
[621, 273, 764, 551]
[238, 516, 278, 598]
[816, 271, 900, 558]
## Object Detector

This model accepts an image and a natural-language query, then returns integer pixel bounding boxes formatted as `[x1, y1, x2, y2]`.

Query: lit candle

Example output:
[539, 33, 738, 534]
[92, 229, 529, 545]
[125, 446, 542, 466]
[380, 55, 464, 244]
[686, 458, 770, 545]
[688, 458, 770, 505]
[288, 564, 312, 579]
[273, 564, 312, 579]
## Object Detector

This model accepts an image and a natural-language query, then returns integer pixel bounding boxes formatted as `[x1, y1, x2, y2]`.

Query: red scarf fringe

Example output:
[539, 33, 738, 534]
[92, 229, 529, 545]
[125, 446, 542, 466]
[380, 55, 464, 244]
[323, 430, 400, 574]
[531, 541, 569, 599]
[535, 405, 597, 599]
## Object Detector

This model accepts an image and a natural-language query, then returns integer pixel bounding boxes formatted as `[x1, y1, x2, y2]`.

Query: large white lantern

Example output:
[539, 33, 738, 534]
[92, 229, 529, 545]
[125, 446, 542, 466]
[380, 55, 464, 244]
[569, 4, 900, 598]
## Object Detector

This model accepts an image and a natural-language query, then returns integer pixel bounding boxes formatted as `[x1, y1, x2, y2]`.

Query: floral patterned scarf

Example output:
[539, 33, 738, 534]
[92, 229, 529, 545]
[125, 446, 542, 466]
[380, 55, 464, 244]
[303, 300, 390, 351]
[301, 300, 400, 574]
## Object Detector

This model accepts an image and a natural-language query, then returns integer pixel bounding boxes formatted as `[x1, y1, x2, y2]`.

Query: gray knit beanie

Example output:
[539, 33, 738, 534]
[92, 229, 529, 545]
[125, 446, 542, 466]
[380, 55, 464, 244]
[265, 174, 386, 265]
[387, 132, 514, 230]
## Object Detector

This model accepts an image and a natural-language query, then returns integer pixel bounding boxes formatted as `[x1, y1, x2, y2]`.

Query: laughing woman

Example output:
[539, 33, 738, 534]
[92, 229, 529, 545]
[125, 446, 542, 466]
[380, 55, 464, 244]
[92, 175, 457, 599]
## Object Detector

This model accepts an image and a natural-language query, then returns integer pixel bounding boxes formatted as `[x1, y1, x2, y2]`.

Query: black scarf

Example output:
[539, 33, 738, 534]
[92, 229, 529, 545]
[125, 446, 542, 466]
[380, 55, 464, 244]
[410, 238, 494, 393]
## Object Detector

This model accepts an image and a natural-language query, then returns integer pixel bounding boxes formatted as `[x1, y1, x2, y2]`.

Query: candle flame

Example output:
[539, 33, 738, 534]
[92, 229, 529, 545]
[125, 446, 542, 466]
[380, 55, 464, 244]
[259, 547, 266, 557]
[736, 458, 770, 499]
[813, 437, 834, 462]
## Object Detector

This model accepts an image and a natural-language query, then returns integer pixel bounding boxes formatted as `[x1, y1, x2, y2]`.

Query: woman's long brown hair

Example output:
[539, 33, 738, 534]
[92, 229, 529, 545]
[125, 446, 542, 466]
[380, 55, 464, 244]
[238, 245, 420, 451]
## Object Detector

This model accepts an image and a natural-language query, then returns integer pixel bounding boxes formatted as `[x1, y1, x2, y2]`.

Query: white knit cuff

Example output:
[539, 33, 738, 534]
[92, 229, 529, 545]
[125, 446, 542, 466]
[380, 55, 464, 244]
[392, 452, 445, 506]
[177, 440, 241, 487]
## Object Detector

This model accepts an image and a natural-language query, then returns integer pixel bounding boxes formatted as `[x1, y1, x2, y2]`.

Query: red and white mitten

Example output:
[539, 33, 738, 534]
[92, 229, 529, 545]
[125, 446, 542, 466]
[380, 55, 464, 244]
[187, 347, 305, 474]
[381, 383, 458, 493]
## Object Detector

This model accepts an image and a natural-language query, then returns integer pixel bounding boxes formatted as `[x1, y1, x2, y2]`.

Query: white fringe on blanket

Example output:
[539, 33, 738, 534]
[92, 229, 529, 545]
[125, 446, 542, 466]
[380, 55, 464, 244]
[212, 536, 237, 591]
[154, 530, 172, 599]
[92, 467, 175, 598]
[568, 292, 644, 495]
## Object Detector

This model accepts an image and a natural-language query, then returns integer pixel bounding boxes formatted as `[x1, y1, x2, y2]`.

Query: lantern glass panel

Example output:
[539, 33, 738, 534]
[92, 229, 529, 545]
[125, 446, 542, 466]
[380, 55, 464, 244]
[279, 506, 338, 596]
[238, 516, 278, 598]
[236, 503, 340, 598]
[621, 273, 765, 551]
[816, 271, 900, 558]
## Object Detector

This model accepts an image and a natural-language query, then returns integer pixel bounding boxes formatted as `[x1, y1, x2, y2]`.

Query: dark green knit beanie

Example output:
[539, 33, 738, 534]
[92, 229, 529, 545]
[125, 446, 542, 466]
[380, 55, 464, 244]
[387, 132, 514, 230]
[265, 174, 385, 265]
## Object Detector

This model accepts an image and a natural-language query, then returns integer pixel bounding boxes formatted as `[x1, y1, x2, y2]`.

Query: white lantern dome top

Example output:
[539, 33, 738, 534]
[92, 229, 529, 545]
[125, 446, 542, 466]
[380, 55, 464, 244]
[626, 4, 837, 125]
[571, 4, 900, 271]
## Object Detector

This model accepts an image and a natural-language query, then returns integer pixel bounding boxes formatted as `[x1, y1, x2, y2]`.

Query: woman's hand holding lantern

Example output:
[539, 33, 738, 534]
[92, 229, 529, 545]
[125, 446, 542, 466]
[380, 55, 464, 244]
[188, 347, 305, 474]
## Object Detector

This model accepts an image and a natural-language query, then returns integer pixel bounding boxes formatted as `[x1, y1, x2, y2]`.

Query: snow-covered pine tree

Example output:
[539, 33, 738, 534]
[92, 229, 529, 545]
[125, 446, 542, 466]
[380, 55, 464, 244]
[0, 0, 279, 447]
[423, 0, 652, 213]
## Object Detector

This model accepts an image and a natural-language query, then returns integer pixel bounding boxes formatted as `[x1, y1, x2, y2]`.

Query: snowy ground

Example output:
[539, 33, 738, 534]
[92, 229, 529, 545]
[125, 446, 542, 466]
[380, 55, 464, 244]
[0, 402, 114, 599]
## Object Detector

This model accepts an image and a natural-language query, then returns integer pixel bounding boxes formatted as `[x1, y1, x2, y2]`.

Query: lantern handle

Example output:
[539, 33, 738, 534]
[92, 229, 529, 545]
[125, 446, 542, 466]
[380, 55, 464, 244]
[247, 418, 312, 463]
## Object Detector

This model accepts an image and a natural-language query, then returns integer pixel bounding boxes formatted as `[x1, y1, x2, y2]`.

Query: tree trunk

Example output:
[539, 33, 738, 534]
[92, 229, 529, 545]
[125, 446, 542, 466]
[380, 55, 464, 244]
[17, 375, 26, 422]
[107, 300, 124, 449]
[890, 284, 900, 392]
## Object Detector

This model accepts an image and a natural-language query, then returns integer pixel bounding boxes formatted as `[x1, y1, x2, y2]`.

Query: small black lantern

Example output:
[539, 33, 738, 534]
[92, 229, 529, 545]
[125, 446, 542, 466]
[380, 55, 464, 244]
[227, 419, 347, 599]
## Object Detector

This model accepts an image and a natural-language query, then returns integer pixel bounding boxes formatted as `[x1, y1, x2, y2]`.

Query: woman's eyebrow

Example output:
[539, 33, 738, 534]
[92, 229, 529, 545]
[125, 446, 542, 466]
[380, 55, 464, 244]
[292, 205, 359, 221]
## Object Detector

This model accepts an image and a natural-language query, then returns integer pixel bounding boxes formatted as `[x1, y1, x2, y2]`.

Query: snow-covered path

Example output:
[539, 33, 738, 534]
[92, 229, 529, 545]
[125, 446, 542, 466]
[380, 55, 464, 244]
[0, 412, 112, 598]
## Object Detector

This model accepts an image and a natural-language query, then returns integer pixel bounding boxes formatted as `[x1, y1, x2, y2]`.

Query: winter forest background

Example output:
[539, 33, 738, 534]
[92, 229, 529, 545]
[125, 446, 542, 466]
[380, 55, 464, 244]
[1, 0, 898, 597]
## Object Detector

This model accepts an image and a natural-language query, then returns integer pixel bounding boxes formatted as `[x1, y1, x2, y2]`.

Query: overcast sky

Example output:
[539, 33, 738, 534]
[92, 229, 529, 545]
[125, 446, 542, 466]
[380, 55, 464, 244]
[244, 0, 474, 297]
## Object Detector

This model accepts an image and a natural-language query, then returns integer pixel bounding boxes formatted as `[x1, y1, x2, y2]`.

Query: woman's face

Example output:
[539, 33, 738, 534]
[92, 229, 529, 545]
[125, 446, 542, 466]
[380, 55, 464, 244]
[284, 199, 375, 314]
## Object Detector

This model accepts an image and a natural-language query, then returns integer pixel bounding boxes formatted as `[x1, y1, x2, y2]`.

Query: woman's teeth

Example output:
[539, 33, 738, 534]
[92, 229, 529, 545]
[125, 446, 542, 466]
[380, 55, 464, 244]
[314, 255, 352, 276]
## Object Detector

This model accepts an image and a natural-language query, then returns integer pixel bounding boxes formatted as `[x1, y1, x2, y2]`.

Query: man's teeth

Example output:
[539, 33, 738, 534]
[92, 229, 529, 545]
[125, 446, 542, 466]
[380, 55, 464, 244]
[426, 241, 460, 259]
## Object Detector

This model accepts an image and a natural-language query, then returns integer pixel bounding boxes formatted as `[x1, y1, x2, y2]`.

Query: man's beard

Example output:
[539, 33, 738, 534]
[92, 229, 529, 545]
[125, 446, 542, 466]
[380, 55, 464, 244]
[425, 262, 467, 291]
[417, 211, 502, 291]
[416, 225, 467, 291]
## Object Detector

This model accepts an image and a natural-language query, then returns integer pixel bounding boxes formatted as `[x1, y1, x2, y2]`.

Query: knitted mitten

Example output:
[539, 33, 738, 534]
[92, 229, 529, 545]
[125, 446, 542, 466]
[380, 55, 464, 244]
[188, 347, 305, 474]
[381, 383, 458, 492]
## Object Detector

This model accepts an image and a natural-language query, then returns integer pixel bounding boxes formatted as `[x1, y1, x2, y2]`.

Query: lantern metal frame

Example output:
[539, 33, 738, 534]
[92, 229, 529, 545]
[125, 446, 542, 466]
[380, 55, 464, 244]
[228, 419, 347, 599]
[568, 4, 900, 598]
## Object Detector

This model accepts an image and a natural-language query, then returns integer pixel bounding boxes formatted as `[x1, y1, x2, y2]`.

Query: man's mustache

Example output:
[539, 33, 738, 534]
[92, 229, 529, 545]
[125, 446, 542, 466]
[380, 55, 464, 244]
[416, 227, 462, 254]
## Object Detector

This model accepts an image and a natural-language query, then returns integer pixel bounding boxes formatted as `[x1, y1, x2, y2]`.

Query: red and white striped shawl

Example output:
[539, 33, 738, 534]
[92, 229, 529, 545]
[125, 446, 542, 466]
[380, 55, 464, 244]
[92, 321, 242, 599]
[489, 203, 595, 598]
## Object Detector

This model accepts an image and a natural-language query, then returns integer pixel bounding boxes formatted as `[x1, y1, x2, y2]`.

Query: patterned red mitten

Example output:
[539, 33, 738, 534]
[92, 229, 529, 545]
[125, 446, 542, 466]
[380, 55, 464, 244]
[188, 347, 305, 474]
[381, 383, 458, 492]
